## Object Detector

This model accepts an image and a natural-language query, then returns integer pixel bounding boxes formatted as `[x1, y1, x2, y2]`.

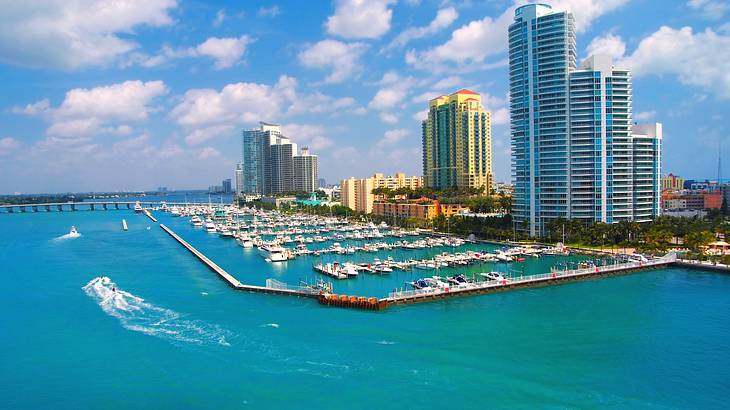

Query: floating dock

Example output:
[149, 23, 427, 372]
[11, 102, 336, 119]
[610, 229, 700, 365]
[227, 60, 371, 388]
[143, 210, 157, 222]
[122, 219, 128, 231]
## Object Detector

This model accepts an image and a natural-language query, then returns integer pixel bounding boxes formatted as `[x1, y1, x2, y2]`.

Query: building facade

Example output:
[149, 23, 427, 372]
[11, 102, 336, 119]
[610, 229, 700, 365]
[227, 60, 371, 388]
[509, 3, 661, 236]
[234, 163, 244, 195]
[662, 173, 684, 191]
[422, 89, 493, 192]
[242, 122, 318, 195]
[372, 199, 469, 220]
[293, 147, 318, 193]
[340, 173, 424, 213]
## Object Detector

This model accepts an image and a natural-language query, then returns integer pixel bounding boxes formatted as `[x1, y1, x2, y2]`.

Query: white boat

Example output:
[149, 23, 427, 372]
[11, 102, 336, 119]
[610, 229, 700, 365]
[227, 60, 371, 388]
[238, 235, 254, 248]
[170, 206, 181, 217]
[259, 245, 289, 262]
[190, 215, 203, 226]
[479, 272, 505, 282]
[205, 221, 216, 232]
[133, 201, 143, 213]
[68, 226, 80, 237]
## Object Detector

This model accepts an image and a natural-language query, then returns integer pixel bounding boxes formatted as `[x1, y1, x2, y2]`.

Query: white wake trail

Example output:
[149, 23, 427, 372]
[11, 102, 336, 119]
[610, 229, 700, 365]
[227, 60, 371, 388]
[83, 277, 233, 346]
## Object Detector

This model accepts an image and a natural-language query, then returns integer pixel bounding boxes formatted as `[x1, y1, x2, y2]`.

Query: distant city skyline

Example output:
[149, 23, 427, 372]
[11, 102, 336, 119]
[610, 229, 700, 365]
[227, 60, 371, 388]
[0, 0, 728, 193]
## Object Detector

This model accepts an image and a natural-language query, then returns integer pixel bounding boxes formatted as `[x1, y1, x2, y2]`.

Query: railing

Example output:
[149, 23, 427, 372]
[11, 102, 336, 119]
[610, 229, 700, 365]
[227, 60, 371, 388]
[387, 256, 675, 300]
[265, 278, 324, 295]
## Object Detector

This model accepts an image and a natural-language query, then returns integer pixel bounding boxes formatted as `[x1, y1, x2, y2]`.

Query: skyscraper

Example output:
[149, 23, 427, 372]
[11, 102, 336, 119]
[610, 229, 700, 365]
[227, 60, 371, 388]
[509, 4, 661, 236]
[222, 178, 232, 194]
[293, 147, 318, 193]
[242, 122, 319, 195]
[234, 163, 244, 195]
[422, 89, 493, 192]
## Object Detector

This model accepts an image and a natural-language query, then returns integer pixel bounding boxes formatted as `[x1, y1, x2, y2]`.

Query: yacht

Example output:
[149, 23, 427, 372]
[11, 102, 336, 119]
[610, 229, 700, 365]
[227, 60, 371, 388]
[205, 221, 216, 232]
[238, 235, 254, 248]
[259, 245, 289, 262]
[170, 206, 181, 217]
[190, 215, 203, 227]
[133, 201, 143, 213]
[68, 226, 80, 237]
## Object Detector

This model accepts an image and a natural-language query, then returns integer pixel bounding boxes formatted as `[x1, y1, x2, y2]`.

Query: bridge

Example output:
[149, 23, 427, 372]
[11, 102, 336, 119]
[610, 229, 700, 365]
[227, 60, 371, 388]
[0, 201, 214, 213]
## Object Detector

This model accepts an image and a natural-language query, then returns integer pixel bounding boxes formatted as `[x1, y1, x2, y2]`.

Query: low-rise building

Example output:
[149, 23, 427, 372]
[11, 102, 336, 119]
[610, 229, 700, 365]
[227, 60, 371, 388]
[662, 190, 722, 210]
[372, 198, 469, 220]
[661, 173, 684, 191]
[341, 173, 423, 213]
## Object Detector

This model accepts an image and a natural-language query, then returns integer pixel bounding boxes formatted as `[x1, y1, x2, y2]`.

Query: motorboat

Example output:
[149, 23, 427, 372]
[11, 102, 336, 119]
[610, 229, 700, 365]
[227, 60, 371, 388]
[205, 221, 216, 232]
[190, 215, 203, 226]
[238, 235, 254, 248]
[133, 201, 143, 213]
[259, 245, 290, 262]
[479, 272, 505, 282]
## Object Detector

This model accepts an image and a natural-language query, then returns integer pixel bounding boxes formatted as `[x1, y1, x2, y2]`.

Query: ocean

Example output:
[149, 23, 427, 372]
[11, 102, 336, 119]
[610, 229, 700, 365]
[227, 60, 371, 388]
[0, 205, 728, 409]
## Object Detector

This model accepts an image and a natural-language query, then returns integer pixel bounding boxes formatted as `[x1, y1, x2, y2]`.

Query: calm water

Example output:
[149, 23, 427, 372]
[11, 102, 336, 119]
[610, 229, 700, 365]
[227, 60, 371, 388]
[1, 209, 728, 409]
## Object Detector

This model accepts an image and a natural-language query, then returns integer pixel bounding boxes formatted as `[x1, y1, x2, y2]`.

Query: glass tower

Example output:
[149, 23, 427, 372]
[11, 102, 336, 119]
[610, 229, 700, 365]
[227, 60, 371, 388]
[509, 4, 660, 237]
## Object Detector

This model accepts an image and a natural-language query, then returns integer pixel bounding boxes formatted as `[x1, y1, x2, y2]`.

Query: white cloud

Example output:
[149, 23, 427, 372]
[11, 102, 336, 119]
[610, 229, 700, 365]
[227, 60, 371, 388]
[299, 40, 367, 83]
[409, 5, 514, 67]
[30, 80, 168, 139]
[113, 133, 151, 151]
[585, 33, 626, 60]
[280, 124, 333, 151]
[185, 125, 234, 146]
[687, 0, 730, 20]
[491, 108, 510, 125]
[198, 147, 222, 160]
[384, 7, 458, 50]
[412, 109, 428, 121]
[0, 137, 20, 155]
[258, 5, 281, 17]
[55, 80, 168, 123]
[548, 0, 629, 33]
[635, 110, 657, 121]
[11, 99, 50, 116]
[0, 0, 177, 69]
[213, 9, 226, 27]
[377, 128, 410, 147]
[170, 75, 357, 127]
[158, 143, 184, 159]
[379, 112, 400, 124]
[619, 26, 730, 98]
[410, 0, 626, 69]
[162, 36, 253, 69]
[326, 0, 395, 39]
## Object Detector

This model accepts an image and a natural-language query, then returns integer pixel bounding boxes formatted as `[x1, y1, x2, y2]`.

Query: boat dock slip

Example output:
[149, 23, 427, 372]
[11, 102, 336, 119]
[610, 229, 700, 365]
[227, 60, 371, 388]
[381, 254, 677, 308]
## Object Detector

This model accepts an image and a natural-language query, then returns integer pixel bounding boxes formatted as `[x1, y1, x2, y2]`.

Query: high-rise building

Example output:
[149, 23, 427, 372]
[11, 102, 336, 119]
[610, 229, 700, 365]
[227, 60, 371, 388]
[234, 163, 244, 195]
[293, 147, 318, 193]
[422, 89, 493, 192]
[340, 173, 423, 213]
[242, 122, 319, 195]
[242, 122, 281, 194]
[222, 178, 232, 194]
[509, 3, 661, 236]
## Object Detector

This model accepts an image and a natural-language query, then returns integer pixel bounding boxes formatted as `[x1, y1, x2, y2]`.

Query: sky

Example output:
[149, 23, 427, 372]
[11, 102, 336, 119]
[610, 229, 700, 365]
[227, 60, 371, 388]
[0, 0, 729, 194]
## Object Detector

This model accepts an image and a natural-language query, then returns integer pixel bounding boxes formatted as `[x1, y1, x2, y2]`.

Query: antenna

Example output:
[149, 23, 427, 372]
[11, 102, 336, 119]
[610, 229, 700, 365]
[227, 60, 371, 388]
[718, 138, 723, 185]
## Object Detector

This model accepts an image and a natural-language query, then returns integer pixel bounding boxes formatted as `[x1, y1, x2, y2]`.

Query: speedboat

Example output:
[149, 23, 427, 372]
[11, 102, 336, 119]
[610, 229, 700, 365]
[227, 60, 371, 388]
[447, 274, 469, 286]
[133, 201, 143, 213]
[479, 272, 505, 282]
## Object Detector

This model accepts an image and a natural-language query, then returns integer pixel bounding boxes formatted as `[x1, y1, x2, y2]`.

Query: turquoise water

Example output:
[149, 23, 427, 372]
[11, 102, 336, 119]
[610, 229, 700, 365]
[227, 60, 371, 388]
[1, 209, 729, 409]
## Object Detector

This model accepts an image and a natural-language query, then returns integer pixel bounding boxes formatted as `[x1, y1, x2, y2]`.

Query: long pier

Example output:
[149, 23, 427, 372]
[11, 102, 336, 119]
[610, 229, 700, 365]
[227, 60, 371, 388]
[159, 223, 319, 299]
[0, 201, 211, 213]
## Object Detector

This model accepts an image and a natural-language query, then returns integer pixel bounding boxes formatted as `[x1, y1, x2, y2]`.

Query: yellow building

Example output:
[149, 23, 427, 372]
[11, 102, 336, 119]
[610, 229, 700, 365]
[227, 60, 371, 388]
[340, 173, 423, 213]
[661, 173, 684, 191]
[422, 89, 493, 192]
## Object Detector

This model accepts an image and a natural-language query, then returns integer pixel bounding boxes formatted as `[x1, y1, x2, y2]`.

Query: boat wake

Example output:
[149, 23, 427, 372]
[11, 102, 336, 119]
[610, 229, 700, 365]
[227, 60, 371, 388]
[82, 277, 233, 346]
[53, 232, 81, 241]
[262, 323, 280, 328]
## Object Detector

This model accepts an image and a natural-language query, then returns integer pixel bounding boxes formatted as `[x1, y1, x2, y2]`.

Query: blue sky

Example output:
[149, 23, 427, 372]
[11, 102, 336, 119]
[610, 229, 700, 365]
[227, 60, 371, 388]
[0, 0, 728, 193]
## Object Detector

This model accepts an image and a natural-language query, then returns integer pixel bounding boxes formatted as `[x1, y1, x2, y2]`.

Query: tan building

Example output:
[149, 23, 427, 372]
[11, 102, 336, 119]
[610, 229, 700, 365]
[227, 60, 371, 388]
[661, 173, 684, 191]
[341, 173, 423, 213]
[372, 199, 469, 220]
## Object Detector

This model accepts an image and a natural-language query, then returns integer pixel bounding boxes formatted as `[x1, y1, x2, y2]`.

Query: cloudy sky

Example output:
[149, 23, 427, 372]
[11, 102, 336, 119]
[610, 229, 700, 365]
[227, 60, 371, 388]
[0, 0, 728, 193]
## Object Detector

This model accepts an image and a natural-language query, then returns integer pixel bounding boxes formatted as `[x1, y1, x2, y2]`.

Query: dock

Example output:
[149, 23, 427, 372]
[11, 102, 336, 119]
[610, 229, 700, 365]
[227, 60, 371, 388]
[143, 210, 157, 222]
[159, 224, 320, 299]
[673, 259, 730, 273]
[380, 254, 677, 307]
